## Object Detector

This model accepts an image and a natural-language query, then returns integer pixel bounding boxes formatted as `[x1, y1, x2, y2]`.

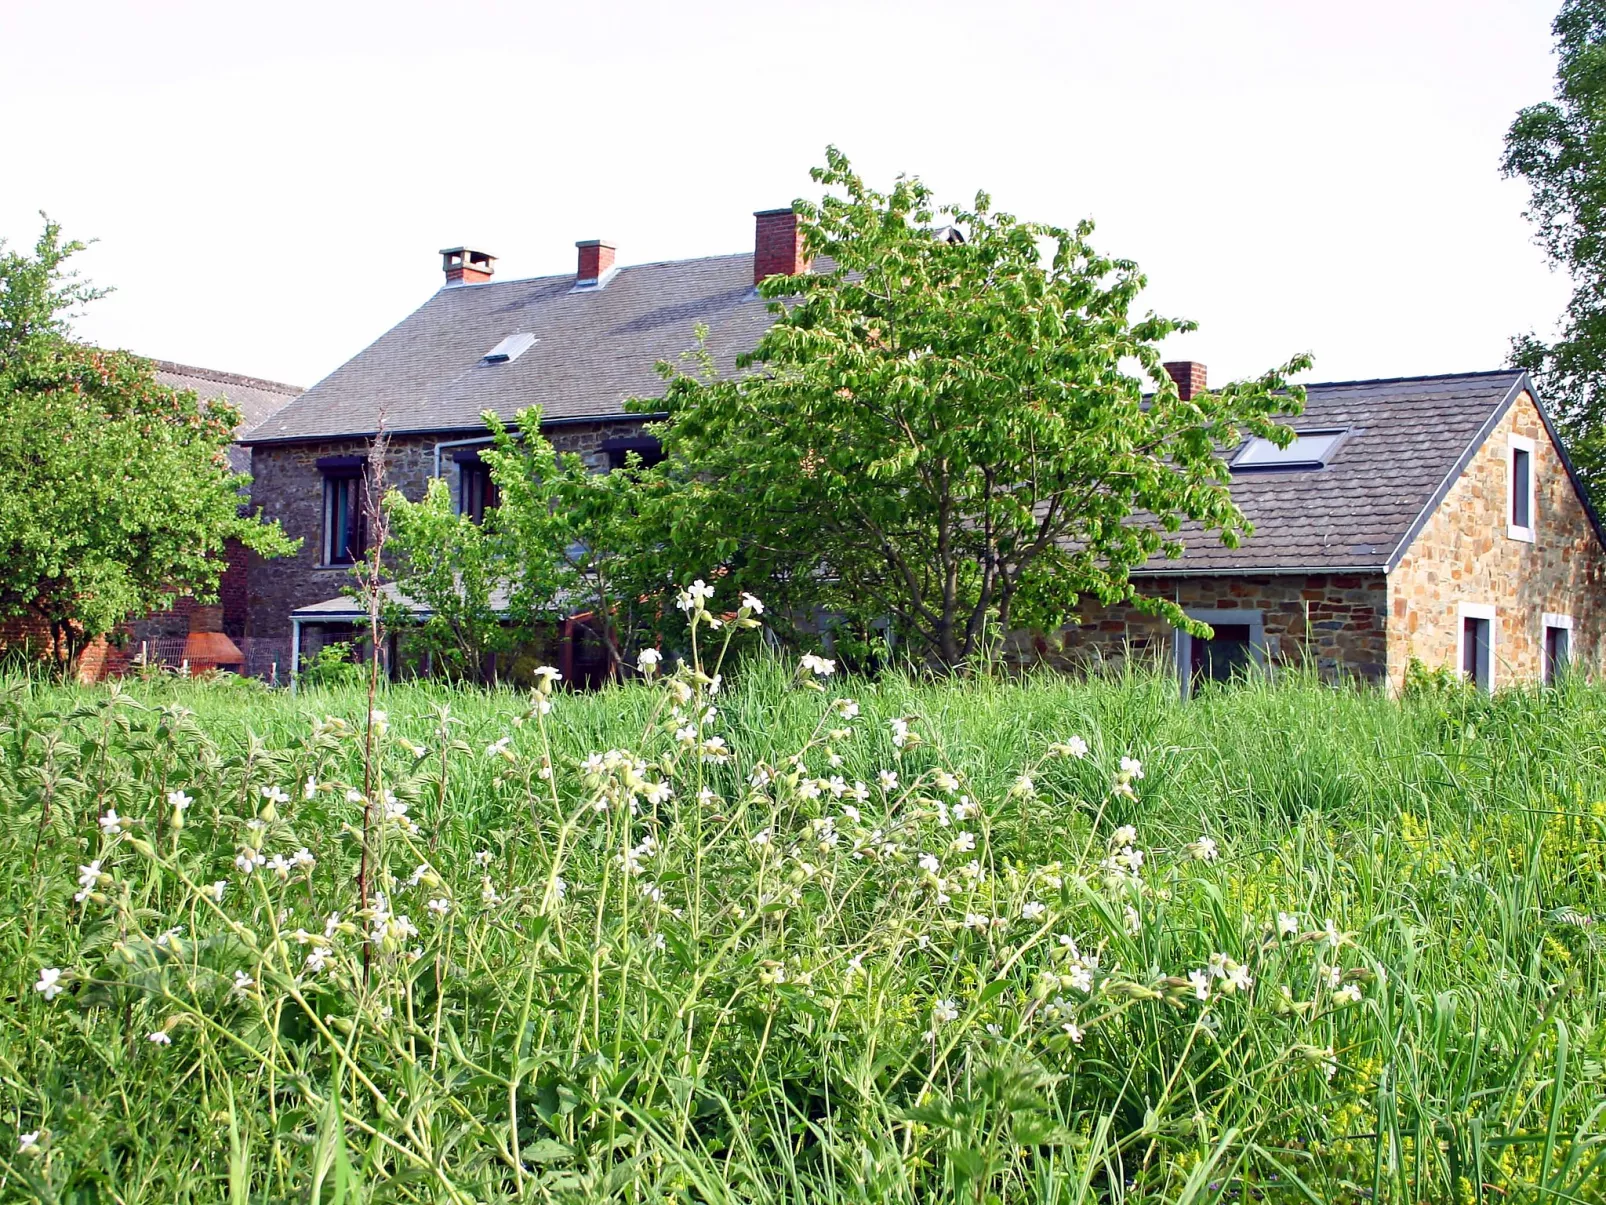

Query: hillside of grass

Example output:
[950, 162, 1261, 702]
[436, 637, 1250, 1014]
[0, 651, 1602, 1202]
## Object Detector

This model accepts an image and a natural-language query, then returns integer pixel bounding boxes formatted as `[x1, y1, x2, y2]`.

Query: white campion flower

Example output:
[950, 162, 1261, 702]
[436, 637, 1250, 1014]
[740, 592, 764, 615]
[832, 697, 859, 720]
[345, 789, 365, 804]
[99, 809, 123, 833]
[1333, 983, 1363, 1006]
[877, 769, 899, 790]
[700, 736, 730, 763]
[1325, 965, 1343, 989]
[1187, 970, 1211, 1001]
[34, 967, 63, 1001]
[932, 999, 960, 1025]
[1062, 1022, 1085, 1044]
[1010, 774, 1036, 798]
[266, 854, 293, 880]
[148, 1031, 171, 1046]
[17, 1131, 39, 1153]
[234, 850, 265, 875]
[1119, 756, 1144, 780]
[303, 776, 318, 800]
[952, 798, 977, 821]
[917, 851, 941, 874]
[1051, 735, 1090, 759]
[293, 848, 315, 869]
[933, 770, 959, 794]
[1187, 836, 1220, 863]
[1278, 911, 1300, 938]
[474, 849, 494, 867]
[1124, 905, 1142, 935]
[951, 831, 976, 854]
[427, 897, 451, 916]
[485, 736, 512, 759]
[798, 653, 835, 677]
[167, 789, 193, 811]
[305, 947, 330, 974]
[75, 860, 104, 898]
[1322, 919, 1345, 947]
[637, 648, 662, 674]
[1112, 825, 1138, 848]
[261, 785, 290, 805]
[1021, 901, 1047, 921]
[232, 970, 254, 998]
[643, 780, 674, 806]
[750, 828, 773, 848]
[964, 912, 991, 931]
[202, 880, 228, 903]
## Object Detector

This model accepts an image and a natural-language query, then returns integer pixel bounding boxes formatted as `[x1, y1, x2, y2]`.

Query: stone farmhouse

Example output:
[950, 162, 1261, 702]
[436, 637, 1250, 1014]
[236, 209, 1606, 693]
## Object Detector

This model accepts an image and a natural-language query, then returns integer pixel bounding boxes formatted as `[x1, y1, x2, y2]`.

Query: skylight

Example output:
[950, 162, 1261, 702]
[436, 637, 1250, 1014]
[1233, 429, 1347, 471]
[481, 332, 537, 364]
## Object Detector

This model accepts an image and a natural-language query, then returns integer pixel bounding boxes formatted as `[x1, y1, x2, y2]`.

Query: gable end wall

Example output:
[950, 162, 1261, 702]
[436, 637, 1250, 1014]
[1386, 390, 1606, 688]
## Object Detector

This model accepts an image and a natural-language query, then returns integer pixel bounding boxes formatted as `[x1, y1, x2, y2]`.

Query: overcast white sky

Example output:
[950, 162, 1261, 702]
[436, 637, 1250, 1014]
[0, 1, 1575, 392]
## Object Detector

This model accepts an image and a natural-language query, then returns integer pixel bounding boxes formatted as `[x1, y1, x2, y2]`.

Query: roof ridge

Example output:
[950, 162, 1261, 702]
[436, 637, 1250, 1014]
[154, 360, 304, 396]
[1301, 368, 1521, 390]
[437, 250, 753, 292]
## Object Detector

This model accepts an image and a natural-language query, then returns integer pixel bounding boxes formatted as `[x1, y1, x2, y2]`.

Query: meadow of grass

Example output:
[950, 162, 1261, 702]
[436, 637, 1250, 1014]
[0, 615, 1603, 1202]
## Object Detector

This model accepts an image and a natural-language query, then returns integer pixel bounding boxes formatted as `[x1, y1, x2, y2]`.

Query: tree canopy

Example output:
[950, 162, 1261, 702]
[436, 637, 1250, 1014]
[645, 149, 1312, 671]
[0, 218, 295, 669]
[1504, 0, 1606, 496]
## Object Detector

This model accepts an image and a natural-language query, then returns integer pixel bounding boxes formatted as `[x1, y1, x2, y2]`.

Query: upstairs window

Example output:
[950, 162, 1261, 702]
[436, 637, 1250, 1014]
[600, 436, 665, 474]
[1232, 429, 1347, 472]
[1509, 434, 1536, 542]
[317, 456, 367, 566]
[457, 457, 500, 525]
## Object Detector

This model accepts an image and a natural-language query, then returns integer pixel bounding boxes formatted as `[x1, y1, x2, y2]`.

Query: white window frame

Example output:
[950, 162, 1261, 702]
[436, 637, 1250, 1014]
[1508, 433, 1536, 543]
[1542, 612, 1573, 685]
[1457, 602, 1496, 691]
[1172, 608, 1267, 699]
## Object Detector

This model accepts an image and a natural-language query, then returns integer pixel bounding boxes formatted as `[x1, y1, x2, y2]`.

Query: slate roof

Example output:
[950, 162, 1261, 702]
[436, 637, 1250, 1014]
[1132, 369, 1549, 576]
[232, 242, 1590, 577]
[153, 360, 302, 473]
[241, 253, 781, 443]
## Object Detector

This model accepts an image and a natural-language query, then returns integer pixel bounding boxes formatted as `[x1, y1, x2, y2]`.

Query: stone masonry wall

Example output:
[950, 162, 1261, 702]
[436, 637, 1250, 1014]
[1017, 572, 1389, 684]
[1386, 389, 1606, 689]
[244, 421, 649, 675]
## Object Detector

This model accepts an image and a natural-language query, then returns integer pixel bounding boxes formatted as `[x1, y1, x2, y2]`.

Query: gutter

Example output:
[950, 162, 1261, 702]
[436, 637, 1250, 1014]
[239, 411, 671, 449]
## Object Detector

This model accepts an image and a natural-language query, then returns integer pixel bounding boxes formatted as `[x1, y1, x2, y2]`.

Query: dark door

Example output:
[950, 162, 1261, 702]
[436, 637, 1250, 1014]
[1190, 624, 1254, 684]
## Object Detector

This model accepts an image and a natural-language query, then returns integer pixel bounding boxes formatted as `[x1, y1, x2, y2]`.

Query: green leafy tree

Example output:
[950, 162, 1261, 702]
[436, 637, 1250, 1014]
[483, 407, 666, 675]
[382, 476, 517, 680]
[1503, 0, 1606, 497]
[0, 218, 295, 672]
[646, 150, 1311, 671]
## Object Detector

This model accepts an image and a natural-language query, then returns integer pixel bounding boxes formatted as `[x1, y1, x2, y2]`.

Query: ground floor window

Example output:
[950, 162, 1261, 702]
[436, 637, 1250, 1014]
[1543, 612, 1573, 685]
[1172, 609, 1266, 698]
[1458, 603, 1495, 691]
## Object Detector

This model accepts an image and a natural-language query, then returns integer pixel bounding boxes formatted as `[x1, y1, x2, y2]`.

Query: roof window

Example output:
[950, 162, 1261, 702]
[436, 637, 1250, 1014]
[481, 332, 537, 364]
[1232, 428, 1347, 472]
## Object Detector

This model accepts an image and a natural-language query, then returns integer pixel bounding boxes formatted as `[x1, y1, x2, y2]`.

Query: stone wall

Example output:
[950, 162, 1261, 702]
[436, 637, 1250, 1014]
[1019, 572, 1389, 684]
[1386, 389, 1606, 689]
[244, 420, 649, 673]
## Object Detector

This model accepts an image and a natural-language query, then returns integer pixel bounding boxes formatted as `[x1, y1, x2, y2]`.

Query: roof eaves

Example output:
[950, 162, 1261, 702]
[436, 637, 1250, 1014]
[236, 410, 671, 447]
[1129, 563, 1389, 579]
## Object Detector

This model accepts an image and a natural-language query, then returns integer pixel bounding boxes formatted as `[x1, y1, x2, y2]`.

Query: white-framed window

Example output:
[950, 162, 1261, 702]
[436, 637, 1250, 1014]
[1457, 602, 1496, 691]
[1542, 612, 1573, 685]
[1172, 608, 1266, 698]
[1508, 434, 1536, 542]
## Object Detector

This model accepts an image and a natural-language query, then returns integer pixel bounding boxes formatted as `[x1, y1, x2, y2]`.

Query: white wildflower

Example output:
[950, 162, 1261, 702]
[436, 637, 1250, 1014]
[1021, 901, 1047, 921]
[799, 653, 835, 677]
[148, 1030, 171, 1046]
[34, 967, 63, 1001]
[932, 999, 960, 1025]
[1187, 836, 1219, 863]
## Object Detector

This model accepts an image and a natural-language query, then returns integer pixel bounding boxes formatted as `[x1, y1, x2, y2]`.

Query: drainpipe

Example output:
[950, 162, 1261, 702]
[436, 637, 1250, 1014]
[289, 618, 302, 696]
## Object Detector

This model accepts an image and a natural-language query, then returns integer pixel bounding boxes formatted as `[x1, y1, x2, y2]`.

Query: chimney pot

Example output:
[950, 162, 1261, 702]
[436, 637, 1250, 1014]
[753, 207, 808, 287]
[440, 246, 495, 286]
[576, 239, 616, 285]
[1163, 360, 1207, 401]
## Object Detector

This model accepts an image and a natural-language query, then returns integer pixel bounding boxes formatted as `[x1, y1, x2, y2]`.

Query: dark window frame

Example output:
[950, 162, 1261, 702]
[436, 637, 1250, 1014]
[317, 456, 367, 567]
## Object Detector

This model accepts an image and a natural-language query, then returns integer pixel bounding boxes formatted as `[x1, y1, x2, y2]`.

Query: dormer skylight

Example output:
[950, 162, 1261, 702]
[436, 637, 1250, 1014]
[481, 332, 536, 364]
[1232, 428, 1348, 472]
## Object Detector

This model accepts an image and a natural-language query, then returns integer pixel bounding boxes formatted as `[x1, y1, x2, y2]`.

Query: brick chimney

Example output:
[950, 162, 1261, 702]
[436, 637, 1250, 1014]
[754, 207, 808, 286]
[440, 247, 495, 286]
[575, 240, 616, 286]
[1163, 360, 1207, 401]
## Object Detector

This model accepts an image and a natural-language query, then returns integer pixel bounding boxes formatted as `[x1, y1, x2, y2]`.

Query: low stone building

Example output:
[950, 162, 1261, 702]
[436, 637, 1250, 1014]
[238, 210, 1606, 693]
[1042, 368, 1606, 692]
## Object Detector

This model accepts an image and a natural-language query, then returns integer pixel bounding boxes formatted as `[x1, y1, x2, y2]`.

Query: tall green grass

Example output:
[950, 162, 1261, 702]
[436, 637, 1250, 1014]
[0, 650, 1601, 1202]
